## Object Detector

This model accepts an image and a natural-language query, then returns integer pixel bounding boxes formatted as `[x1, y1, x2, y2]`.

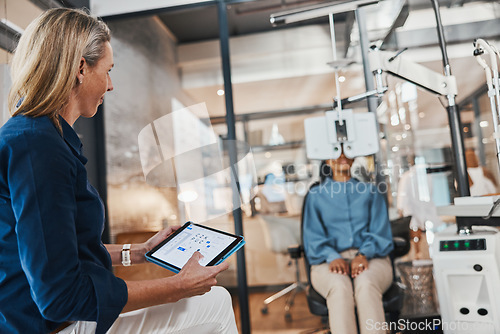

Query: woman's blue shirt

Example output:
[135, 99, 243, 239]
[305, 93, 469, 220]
[0, 115, 127, 334]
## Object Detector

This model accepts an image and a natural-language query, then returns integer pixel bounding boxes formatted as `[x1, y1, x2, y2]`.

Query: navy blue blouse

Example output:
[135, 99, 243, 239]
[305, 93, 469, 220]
[0, 115, 127, 334]
[303, 178, 394, 265]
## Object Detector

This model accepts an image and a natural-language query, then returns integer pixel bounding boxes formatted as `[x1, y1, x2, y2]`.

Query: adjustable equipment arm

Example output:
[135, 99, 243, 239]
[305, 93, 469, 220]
[368, 49, 458, 97]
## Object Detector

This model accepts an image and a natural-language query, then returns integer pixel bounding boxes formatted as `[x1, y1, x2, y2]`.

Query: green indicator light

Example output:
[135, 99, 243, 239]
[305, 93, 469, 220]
[454, 242, 460, 248]
[443, 244, 449, 248]
[465, 242, 470, 247]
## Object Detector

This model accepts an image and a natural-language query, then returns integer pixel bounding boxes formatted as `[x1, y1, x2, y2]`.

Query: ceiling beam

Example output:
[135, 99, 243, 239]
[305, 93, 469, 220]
[380, 2, 409, 50]
[270, 0, 378, 26]
[389, 19, 500, 50]
[90, 0, 216, 19]
[342, 11, 354, 58]
[59, 0, 90, 8]
[408, 0, 477, 11]
[0, 20, 21, 53]
[208, 102, 333, 124]
[27, 0, 62, 10]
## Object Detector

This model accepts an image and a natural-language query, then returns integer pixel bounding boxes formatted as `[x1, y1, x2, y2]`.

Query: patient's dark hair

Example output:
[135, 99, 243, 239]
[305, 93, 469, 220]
[319, 160, 332, 183]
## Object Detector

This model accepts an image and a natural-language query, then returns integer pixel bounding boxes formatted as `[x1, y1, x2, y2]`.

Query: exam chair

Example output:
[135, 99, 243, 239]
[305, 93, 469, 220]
[258, 214, 307, 321]
[300, 182, 411, 331]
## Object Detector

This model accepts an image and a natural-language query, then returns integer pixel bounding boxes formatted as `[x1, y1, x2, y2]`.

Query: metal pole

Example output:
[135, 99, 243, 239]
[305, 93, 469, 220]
[431, 0, 470, 197]
[216, 2, 251, 333]
[472, 97, 487, 166]
[355, 7, 386, 193]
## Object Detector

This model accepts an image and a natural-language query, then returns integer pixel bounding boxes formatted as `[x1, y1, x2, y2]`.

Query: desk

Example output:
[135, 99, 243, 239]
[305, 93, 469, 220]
[437, 203, 500, 233]
[437, 205, 500, 217]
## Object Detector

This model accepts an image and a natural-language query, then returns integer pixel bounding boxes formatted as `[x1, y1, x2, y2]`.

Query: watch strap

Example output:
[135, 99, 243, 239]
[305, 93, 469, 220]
[355, 251, 366, 258]
[121, 244, 132, 266]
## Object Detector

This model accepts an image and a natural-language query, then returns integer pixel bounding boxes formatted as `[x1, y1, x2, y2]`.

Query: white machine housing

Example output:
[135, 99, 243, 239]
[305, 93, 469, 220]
[432, 225, 500, 334]
[304, 109, 379, 160]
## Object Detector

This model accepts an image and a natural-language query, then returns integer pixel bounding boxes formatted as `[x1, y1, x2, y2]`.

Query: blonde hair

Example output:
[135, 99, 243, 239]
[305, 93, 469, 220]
[8, 8, 110, 130]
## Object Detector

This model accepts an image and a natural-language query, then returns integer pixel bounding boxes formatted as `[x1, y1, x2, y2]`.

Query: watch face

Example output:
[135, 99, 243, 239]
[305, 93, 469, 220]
[122, 244, 132, 266]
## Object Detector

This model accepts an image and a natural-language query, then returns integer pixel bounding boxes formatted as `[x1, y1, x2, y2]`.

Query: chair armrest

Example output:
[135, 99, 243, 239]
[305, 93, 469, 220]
[287, 244, 303, 259]
[392, 236, 411, 258]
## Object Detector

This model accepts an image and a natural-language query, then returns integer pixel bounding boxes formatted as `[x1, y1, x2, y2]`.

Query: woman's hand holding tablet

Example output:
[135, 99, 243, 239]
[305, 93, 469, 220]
[145, 222, 245, 273]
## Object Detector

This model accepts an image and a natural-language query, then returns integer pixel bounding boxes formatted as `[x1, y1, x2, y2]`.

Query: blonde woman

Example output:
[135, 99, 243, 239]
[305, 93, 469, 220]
[0, 8, 237, 334]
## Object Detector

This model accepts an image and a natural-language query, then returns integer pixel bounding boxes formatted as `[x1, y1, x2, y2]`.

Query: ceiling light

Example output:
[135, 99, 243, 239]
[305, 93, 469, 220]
[339, 76, 346, 82]
[177, 190, 198, 203]
[217, 89, 225, 96]
[480, 121, 489, 128]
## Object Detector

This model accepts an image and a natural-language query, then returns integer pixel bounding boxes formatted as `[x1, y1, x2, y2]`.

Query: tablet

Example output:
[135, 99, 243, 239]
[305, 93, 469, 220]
[145, 221, 245, 273]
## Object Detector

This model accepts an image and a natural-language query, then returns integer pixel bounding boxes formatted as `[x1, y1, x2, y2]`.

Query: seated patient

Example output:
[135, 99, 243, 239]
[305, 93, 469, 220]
[303, 148, 393, 334]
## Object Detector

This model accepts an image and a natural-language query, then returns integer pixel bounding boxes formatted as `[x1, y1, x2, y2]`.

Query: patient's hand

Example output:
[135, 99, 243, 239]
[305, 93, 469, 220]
[351, 255, 368, 278]
[329, 258, 350, 275]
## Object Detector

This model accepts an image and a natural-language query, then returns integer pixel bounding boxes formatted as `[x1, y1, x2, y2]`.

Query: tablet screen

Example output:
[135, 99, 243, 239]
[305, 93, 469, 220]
[146, 222, 243, 272]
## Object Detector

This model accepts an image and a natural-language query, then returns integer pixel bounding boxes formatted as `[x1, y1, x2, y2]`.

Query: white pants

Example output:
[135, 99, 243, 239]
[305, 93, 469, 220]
[60, 286, 238, 334]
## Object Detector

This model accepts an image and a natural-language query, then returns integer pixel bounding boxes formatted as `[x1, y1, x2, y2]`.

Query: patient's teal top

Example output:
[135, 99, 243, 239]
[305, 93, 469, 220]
[303, 177, 393, 265]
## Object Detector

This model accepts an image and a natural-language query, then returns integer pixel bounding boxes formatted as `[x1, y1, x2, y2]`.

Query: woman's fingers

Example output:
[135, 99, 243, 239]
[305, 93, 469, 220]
[176, 252, 229, 298]
[351, 258, 368, 278]
[329, 259, 349, 275]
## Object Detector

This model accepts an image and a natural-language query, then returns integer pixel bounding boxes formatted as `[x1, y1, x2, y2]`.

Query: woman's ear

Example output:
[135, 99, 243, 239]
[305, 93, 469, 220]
[77, 57, 86, 84]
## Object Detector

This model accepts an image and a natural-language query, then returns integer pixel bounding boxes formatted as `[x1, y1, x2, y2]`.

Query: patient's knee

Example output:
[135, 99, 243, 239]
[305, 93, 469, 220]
[353, 276, 382, 299]
[323, 276, 353, 298]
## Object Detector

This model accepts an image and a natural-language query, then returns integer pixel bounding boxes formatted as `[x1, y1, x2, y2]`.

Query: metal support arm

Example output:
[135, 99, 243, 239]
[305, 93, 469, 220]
[368, 49, 458, 97]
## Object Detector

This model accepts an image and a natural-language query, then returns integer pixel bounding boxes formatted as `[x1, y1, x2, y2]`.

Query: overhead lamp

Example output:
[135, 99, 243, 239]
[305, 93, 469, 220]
[177, 190, 198, 203]
[270, 0, 378, 26]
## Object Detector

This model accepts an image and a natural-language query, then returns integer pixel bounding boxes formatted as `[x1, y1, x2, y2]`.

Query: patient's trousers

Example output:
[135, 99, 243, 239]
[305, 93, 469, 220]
[59, 286, 238, 334]
[311, 249, 392, 334]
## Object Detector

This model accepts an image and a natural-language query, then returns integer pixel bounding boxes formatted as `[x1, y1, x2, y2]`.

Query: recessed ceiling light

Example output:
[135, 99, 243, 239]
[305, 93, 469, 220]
[338, 76, 346, 82]
[177, 190, 198, 203]
[217, 89, 225, 96]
